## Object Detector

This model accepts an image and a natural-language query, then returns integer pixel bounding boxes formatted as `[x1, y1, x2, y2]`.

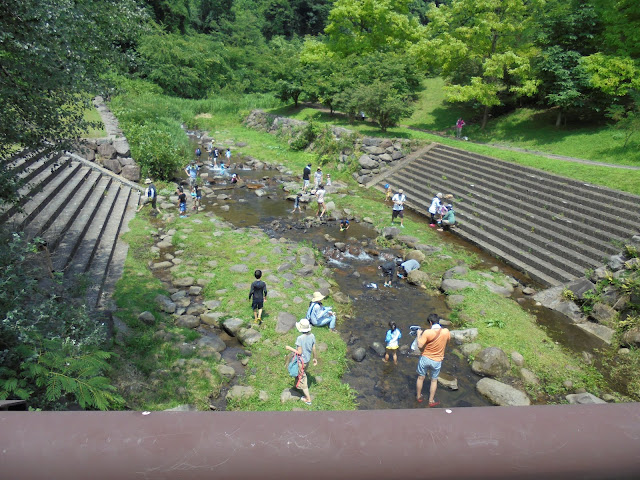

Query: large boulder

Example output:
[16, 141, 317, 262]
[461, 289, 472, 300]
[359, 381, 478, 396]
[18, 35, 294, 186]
[566, 392, 606, 405]
[533, 286, 585, 324]
[352, 347, 366, 362]
[621, 326, 640, 347]
[121, 165, 141, 182]
[102, 158, 122, 174]
[173, 277, 195, 288]
[405, 250, 426, 263]
[472, 347, 510, 377]
[200, 311, 225, 327]
[154, 294, 176, 314]
[197, 334, 226, 352]
[382, 227, 400, 239]
[450, 328, 478, 345]
[443, 266, 469, 279]
[565, 277, 595, 300]
[441, 279, 477, 293]
[275, 312, 297, 334]
[175, 315, 200, 329]
[476, 378, 531, 406]
[113, 138, 131, 156]
[222, 318, 245, 336]
[97, 142, 117, 159]
[226, 385, 255, 402]
[407, 270, 431, 287]
[590, 303, 617, 326]
[484, 281, 514, 297]
[358, 155, 378, 169]
[237, 327, 262, 346]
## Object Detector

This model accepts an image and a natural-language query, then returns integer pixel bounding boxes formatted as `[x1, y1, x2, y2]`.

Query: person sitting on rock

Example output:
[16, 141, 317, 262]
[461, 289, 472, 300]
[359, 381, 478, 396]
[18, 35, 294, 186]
[307, 292, 337, 332]
[398, 258, 420, 278]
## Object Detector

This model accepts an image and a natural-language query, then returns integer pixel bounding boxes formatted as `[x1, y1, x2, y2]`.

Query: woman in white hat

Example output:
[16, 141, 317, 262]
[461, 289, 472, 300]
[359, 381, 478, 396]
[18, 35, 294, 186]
[285, 318, 318, 405]
[306, 292, 337, 332]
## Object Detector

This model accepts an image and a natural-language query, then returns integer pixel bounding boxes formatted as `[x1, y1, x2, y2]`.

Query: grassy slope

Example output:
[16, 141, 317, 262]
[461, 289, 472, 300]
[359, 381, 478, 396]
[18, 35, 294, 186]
[83, 106, 107, 138]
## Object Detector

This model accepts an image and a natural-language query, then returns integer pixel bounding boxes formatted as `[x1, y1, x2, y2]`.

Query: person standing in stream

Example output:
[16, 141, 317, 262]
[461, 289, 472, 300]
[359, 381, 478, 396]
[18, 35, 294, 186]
[302, 163, 312, 192]
[416, 314, 450, 407]
[248, 269, 268, 325]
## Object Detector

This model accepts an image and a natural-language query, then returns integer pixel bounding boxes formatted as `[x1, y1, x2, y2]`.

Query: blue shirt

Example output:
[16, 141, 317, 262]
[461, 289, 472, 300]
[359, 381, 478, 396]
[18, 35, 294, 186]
[296, 333, 316, 364]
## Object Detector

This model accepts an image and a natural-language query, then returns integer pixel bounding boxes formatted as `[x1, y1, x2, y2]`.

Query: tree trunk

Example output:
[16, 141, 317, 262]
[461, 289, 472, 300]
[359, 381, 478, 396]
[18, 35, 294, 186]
[555, 110, 562, 127]
[481, 105, 490, 130]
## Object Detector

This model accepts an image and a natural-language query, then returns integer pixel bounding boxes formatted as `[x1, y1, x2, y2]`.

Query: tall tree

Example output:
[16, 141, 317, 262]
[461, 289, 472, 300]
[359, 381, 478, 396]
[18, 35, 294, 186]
[415, 0, 543, 129]
[0, 0, 146, 163]
[325, 0, 423, 56]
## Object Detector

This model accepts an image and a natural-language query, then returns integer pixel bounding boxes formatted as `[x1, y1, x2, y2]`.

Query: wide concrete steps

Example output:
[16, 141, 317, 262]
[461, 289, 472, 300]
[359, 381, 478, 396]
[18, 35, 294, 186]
[2, 151, 139, 308]
[376, 143, 640, 286]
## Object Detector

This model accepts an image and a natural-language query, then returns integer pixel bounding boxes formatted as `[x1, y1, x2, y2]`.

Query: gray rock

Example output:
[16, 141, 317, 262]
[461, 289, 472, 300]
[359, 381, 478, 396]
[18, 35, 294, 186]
[472, 347, 510, 377]
[565, 392, 606, 405]
[334, 242, 346, 252]
[621, 326, 640, 347]
[197, 334, 226, 352]
[520, 368, 540, 385]
[259, 391, 269, 402]
[371, 342, 386, 356]
[565, 277, 595, 300]
[332, 291, 350, 304]
[174, 297, 191, 308]
[441, 279, 478, 293]
[608, 254, 625, 271]
[437, 373, 458, 390]
[113, 138, 130, 156]
[442, 265, 469, 279]
[405, 250, 426, 263]
[186, 304, 206, 316]
[476, 378, 531, 406]
[511, 351, 525, 367]
[173, 277, 195, 288]
[590, 303, 617, 326]
[297, 265, 315, 277]
[204, 300, 222, 310]
[275, 312, 297, 334]
[396, 235, 419, 247]
[97, 142, 117, 159]
[138, 311, 155, 325]
[533, 286, 585, 324]
[217, 364, 236, 378]
[358, 155, 378, 169]
[151, 261, 173, 270]
[416, 244, 442, 255]
[352, 347, 367, 362]
[382, 227, 400, 239]
[407, 270, 431, 287]
[121, 165, 141, 182]
[200, 312, 225, 327]
[175, 315, 200, 329]
[237, 327, 262, 346]
[229, 264, 249, 273]
[220, 205, 230, 211]
[450, 328, 478, 345]
[299, 255, 316, 266]
[485, 281, 514, 297]
[222, 318, 245, 336]
[226, 385, 255, 402]
[154, 294, 176, 314]
[459, 343, 482, 357]
[278, 262, 293, 272]
[102, 158, 122, 174]
[189, 286, 203, 296]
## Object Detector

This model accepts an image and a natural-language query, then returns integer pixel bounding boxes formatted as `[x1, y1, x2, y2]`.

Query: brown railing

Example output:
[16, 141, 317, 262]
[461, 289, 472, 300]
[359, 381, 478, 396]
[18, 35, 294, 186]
[1, 404, 639, 479]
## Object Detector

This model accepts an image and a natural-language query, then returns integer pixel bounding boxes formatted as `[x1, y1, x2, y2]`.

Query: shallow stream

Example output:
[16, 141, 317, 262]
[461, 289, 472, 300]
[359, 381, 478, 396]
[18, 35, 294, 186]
[170, 133, 607, 409]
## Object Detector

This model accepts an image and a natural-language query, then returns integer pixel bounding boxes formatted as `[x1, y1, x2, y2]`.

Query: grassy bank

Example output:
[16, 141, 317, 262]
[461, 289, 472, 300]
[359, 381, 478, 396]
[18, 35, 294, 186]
[113, 211, 356, 411]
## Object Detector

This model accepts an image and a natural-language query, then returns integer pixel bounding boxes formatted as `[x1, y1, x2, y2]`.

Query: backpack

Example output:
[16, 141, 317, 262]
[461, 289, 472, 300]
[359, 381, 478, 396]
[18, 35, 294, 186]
[288, 353, 303, 377]
[195, 148, 201, 155]
[147, 186, 156, 198]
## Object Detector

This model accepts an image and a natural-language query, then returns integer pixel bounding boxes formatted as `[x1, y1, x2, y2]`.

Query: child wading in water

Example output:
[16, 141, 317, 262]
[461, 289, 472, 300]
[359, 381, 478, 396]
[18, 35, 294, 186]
[384, 321, 402, 364]
[292, 192, 302, 213]
[248, 269, 268, 324]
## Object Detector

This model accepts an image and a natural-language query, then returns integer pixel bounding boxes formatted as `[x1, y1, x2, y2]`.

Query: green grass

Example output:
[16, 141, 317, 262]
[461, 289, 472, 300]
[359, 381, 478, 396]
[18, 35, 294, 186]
[82, 107, 107, 138]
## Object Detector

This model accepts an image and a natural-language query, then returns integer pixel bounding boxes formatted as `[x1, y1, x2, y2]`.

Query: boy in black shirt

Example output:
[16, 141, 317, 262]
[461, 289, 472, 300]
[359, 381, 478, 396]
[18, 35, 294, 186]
[248, 269, 268, 324]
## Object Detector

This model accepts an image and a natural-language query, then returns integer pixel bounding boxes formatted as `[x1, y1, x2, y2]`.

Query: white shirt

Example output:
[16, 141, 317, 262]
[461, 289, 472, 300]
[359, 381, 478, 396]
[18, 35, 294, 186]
[392, 193, 405, 211]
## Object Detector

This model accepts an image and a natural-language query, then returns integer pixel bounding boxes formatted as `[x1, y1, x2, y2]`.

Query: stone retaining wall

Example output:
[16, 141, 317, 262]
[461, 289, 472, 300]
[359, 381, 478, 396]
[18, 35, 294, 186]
[72, 96, 141, 182]
[244, 109, 418, 184]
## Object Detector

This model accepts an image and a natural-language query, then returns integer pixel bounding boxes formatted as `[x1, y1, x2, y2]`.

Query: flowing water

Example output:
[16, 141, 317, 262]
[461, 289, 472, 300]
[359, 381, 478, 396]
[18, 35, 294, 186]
[172, 131, 608, 409]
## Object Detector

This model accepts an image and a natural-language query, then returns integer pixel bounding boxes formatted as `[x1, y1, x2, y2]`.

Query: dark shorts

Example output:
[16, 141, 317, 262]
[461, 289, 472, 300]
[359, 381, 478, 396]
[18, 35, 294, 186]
[392, 209, 404, 219]
[179, 202, 186, 213]
[252, 300, 264, 310]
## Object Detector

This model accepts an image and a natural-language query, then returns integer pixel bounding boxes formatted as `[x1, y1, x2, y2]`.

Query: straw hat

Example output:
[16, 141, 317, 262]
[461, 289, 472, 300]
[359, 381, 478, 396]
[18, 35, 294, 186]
[144, 178, 152, 184]
[311, 291, 325, 302]
[398, 189, 404, 194]
[296, 318, 312, 333]
[436, 192, 443, 198]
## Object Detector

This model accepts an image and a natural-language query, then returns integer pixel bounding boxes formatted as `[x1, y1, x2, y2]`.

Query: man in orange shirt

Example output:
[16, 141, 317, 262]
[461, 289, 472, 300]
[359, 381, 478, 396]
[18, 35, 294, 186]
[416, 314, 451, 407]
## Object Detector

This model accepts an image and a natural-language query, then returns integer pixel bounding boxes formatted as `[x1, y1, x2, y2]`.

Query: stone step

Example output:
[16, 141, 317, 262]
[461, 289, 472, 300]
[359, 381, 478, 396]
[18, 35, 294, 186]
[51, 177, 114, 272]
[84, 185, 133, 308]
[382, 178, 588, 281]
[420, 150, 640, 230]
[38, 170, 103, 249]
[63, 182, 124, 277]
[0, 153, 66, 223]
[432, 144, 640, 215]
[95, 191, 138, 308]
[7, 161, 84, 230]
[398, 163, 622, 256]
[22, 166, 94, 241]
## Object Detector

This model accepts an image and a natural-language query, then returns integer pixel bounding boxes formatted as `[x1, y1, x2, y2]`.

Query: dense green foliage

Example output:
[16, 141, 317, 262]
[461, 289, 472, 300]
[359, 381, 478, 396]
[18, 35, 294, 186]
[0, 233, 123, 410]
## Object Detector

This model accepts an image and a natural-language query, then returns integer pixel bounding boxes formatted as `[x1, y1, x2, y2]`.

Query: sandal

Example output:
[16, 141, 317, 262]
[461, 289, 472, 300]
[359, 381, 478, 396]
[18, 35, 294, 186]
[428, 401, 440, 408]
[417, 396, 424, 403]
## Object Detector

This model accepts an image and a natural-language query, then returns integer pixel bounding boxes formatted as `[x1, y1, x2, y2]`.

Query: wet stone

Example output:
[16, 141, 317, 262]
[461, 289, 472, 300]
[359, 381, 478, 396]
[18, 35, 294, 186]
[352, 347, 367, 362]
[370, 342, 385, 356]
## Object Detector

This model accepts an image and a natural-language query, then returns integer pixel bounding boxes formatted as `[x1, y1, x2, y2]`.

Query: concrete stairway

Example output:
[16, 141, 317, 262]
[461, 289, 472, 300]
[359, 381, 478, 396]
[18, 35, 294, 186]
[1, 150, 140, 308]
[374, 143, 640, 286]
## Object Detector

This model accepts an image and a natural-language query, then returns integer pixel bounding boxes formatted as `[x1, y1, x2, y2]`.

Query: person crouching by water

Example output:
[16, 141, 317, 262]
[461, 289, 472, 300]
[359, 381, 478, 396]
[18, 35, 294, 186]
[285, 318, 317, 405]
[378, 259, 399, 287]
[339, 218, 350, 232]
[416, 314, 451, 407]
[383, 321, 402, 364]
[307, 291, 337, 333]
[438, 204, 455, 232]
